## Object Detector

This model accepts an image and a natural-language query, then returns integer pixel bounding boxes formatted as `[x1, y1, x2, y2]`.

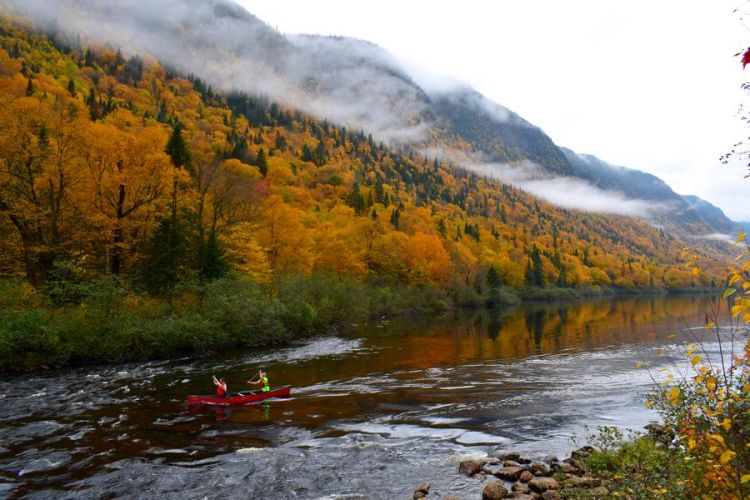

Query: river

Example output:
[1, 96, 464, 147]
[0, 295, 733, 499]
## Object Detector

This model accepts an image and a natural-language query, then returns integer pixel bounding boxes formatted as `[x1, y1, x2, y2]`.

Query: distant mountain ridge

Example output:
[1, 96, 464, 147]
[4, 0, 737, 245]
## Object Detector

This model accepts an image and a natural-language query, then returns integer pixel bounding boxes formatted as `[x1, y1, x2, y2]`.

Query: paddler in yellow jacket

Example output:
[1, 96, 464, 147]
[246, 370, 270, 392]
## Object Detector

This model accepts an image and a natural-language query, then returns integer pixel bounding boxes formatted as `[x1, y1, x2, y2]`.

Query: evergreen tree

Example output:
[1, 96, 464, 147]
[437, 218, 447, 237]
[301, 144, 314, 162]
[274, 132, 287, 151]
[199, 230, 228, 281]
[67, 79, 76, 97]
[25, 76, 33, 96]
[156, 99, 168, 123]
[142, 217, 184, 297]
[314, 139, 328, 166]
[256, 148, 268, 177]
[390, 207, 400, 230]
[84, 48, 94, 67]
[556, 265, 568, 287]
[528, 245, 545, 286]
[87, 88, 98, 120]
[347, 182, 365, 214]
[487, 265, 503, 288]
[165, 123, 191, 170]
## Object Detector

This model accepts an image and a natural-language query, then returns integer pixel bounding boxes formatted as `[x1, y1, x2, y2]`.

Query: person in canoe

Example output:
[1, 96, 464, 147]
[212, 375, 228, 397]
[246, 370, 270, 393]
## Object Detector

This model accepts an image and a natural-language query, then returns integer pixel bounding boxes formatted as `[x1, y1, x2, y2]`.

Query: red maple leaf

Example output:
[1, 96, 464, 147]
[742, 48, 750, 68]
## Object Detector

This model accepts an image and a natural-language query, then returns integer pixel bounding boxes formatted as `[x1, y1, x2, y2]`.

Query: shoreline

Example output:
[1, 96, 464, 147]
[423, 424, 669, 500]
[0, 281, 716, 375]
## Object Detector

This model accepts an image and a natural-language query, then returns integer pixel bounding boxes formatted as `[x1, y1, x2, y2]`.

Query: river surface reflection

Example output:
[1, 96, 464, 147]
[0, 295, 730, 498]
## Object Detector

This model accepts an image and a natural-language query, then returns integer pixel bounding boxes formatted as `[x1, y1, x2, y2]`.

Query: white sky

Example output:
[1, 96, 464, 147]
[237, 0, 750, 221]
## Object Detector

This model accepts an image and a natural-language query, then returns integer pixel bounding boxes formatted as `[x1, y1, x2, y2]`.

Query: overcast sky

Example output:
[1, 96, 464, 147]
[237, 0, 749, 221]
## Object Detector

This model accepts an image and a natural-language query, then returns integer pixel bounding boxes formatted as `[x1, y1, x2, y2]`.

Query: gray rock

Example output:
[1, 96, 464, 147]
[570, 446, 594, 459]
[458, 459, 486, 476]
[529, 463, 550, 476]
[559, 463, 580, 474]
[562, 458, 584, 470]
[512, 481, 530, 492]
[413, 482, 429, 498]
[491, 450, 521, 461]
[541, 491, 561, 500]
[483, 465, 502, 476]
[495, 466, 524, 481]
[541, 455, 559, 464]
[519, 471, 534, 482]
[517, 455, 533, 464]
[482, 480, 509, 500]
[528, 477, 558, 493]
[503, 460, 521, 467]
[443, 497, 462, 500]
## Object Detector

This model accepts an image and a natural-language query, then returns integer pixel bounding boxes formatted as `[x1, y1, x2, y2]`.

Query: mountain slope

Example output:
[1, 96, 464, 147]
[681, 195, 737, 234]
[0, 14, 731, 294]
[3, 0, 736, 247]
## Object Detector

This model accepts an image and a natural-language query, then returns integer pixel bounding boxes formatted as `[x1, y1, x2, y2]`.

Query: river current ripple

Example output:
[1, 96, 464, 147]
[0, 296, 738, 499]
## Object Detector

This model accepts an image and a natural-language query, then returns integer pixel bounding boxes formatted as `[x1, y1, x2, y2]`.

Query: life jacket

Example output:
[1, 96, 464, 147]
[260, 376, 270, 392]
[217, 381, 227, 396]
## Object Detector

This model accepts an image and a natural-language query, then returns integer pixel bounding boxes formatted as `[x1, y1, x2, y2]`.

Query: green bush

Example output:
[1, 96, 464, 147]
[0, 309, 62, 370]
[570, 426, 700, 498]
[202, 276, 288, 346]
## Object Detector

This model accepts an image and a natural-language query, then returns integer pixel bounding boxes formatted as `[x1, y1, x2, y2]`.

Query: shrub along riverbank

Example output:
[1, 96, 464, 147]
[0, 272, 714, 373]
[0, 273, 464, 372]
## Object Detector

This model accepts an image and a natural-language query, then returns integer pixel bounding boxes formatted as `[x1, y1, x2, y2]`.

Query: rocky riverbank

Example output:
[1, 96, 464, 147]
[411, 424, 673, 500]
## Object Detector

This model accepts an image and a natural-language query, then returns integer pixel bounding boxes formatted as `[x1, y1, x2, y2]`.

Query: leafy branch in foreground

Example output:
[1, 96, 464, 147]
[645, 238, 750, 498]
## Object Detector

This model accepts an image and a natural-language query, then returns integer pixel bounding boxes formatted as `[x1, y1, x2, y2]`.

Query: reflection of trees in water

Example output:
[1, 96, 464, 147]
[525, 309, 547, 345]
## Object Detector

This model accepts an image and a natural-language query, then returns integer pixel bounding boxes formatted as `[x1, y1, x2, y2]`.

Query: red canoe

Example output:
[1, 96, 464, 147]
[187, 385, 292, 406]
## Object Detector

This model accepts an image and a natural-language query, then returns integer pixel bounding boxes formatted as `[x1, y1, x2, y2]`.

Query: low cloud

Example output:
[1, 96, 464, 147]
[689, 233, 734, 243]
[4, 0, 433, 144]
[465, 161, 664, 218]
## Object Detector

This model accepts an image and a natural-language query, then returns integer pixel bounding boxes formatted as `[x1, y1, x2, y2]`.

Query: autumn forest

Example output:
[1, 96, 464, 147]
[0, 15, 729, 370]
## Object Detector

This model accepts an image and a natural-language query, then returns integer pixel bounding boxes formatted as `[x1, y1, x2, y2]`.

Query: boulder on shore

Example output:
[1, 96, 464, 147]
[528, 463, 550, 476]
[482, 480, 508, 500]
[571, 446, 594, 459]
[512, 481, 530, 492]
[495, 466, 524, 481]
[528, 477, 559, 493]
[491, 450, 521, 461]
[412, 482, 430, 499]
[519, 470, 534, 482]
[458, 459, 486, 476]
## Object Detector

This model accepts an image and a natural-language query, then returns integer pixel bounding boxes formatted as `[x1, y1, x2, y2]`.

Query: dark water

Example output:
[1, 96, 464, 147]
[0, 296, 734, 499]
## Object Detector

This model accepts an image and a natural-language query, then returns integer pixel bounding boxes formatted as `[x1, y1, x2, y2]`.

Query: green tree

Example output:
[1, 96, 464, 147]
[165, 123, 191, 170]
[199, 230, 228, 281]
[141, 217, 185, 297]
[301, 144, 314, 162]
[256, 148, 268, 177]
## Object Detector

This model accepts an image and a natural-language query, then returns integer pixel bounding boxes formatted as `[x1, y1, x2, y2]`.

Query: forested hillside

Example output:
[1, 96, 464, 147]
[0, 14, 734, 372]
[0, 16, 726, 299]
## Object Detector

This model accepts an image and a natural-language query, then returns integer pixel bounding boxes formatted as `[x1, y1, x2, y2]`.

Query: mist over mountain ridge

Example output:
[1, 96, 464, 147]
[4, 0, 737, 241]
